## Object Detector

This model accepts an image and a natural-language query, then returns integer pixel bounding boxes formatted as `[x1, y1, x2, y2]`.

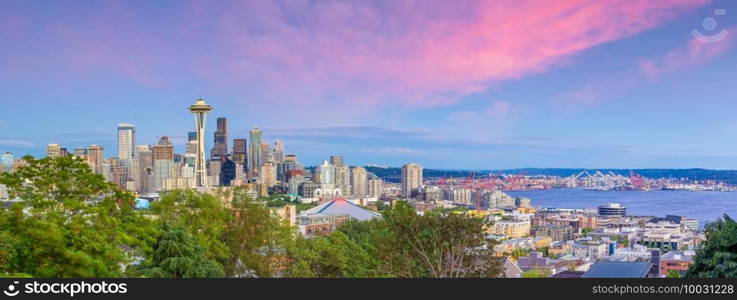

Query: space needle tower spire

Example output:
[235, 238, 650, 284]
[188, 98, 213, 188]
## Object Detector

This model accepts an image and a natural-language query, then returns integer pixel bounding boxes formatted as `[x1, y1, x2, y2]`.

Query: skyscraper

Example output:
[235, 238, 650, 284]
[330, 155, 344, 167]
[219, 156, 236, 186]
[152, 136, 174, 161]
[259, 162, 277, 187]
[232, 138, 247, 173]
[211, 117, 228, 159]
[368, 175, 383, 198]
[117, 123, 136, 162]
[261, 143, 271, 164]
[248, 127, 263, 174]
[136, 144, 153, 194]
[46, 144, 61, 158]
[316, 160, 336, 185]
[117, 123, 136, 187]
[401, 163, 423, 198]
[335, 165, 352, 195]
[273, 139, 284, 163]
[351, 166, 368, 197]
[87, 145, 104, 175]
[188, 98, 213, 188]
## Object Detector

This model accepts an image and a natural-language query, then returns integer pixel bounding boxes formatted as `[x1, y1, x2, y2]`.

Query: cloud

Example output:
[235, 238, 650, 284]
[0, 139, 33, 147]
[640, 28, 737, 79]
[448, 101, 516, 123]
[209, 0, 708, 108]
[360, 147, 426, 156]
[0, 0, 708, 109]
[556, 28, 736, 112]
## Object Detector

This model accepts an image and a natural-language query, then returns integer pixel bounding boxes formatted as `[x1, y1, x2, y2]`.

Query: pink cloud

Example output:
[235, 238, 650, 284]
[556, 28, 735, 115]
[202, 0, 709, 107]
[1, 0, 709, 108]
[640, 28, 736, 79]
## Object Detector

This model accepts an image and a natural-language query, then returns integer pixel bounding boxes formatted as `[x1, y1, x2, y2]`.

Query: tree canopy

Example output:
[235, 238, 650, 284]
[686, 214, 737, 278]
[0, 157, 510, 278]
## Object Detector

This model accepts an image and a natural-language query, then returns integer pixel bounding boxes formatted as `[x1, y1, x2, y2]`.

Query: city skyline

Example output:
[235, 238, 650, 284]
[2, 0, 737, 169]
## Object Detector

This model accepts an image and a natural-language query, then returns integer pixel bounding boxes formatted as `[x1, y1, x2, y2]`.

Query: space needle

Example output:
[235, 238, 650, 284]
[188, 98, 213, 188]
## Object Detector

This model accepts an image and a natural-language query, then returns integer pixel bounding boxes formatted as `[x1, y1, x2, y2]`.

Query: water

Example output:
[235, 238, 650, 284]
[505, 188, 737, 228]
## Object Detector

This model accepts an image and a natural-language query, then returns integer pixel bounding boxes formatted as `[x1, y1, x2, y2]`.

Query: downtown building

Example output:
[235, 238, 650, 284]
[210, 117, 228, 160]
[401, 163, 423, 198]
[248, 127, 263, 175]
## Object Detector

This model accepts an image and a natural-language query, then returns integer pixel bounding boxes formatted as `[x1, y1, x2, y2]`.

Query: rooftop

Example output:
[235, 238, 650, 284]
[302, 197, 381, 221]
[582, 261, 651, 278]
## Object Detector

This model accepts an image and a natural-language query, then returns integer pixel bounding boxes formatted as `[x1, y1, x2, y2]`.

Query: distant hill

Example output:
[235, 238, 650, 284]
[361, 166, 737, 184]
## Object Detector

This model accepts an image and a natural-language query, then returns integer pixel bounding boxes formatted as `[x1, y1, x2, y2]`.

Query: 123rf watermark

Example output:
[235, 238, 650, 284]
[3, 280, 127, 298]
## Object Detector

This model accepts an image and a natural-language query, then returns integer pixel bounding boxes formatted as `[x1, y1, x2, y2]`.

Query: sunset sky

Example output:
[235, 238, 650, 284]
[2, 0, 737, 169]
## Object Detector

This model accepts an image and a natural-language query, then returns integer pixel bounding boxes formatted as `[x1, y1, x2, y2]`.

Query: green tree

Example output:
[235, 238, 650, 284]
[151, 189, 231, 263]
[135, 225, 223, 278]
[581, 227, 594, 237]
[666, 270, 681, 278]
[521, 268, 551, 278]
[222, 188, 295, 278]
[0, 156, 151, 277]
[286, 231, 377, 278]
[348, 202, 503, 278]
[686, 214, 737, 278]
[510, 248, 530, 259]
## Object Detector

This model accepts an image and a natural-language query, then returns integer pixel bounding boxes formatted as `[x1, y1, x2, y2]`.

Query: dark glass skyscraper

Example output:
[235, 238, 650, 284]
[219, 156, 236, 186]
[232, 138, 247, 173]
[211, 117, 228, 159]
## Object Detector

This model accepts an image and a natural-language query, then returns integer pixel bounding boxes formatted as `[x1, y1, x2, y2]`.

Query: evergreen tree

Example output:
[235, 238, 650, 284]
[686, 214, 737, 278]
[136, 225, 223, 278]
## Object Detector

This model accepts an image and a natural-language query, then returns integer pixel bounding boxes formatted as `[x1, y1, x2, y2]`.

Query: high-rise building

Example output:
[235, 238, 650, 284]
[211, 117, 228, 159]
[108, 158, 126, 188]
[117, 123, 136, 162]
[136, 144, 153, 194]
[316, 160, 335, 185]
[87, 145, 104, 175]
[72, 148, 88, 159]
[46, 144, 61, 158]
[367, 175, 383, 198]
[117, 123, 136, 188]
[261, 143, 271, 164]
[154, 159, 175, 192]
[401, 163, 423, 198]
[59, 148, 68, 157]
[273, 139, 284, 163]
[152, 136, 174, 161]
[232, 138, 247, 173]
[189, 99, 213, 188]
[207, 160, 221, 187]
[335, 165, 352, 195]
[248, 127, 263, 174]
[186, 132, 198, 155]
[0, 152, 14, 172]
[152, 137, 175, 192]
[351, 166, 368, 197]
[219, 156, 236, 186]
[259, 162, 277, 187]
[330, 155, 344, 167]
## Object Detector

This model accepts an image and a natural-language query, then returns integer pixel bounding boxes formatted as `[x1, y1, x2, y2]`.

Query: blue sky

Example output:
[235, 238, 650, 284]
[1, 0, 737, 169]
